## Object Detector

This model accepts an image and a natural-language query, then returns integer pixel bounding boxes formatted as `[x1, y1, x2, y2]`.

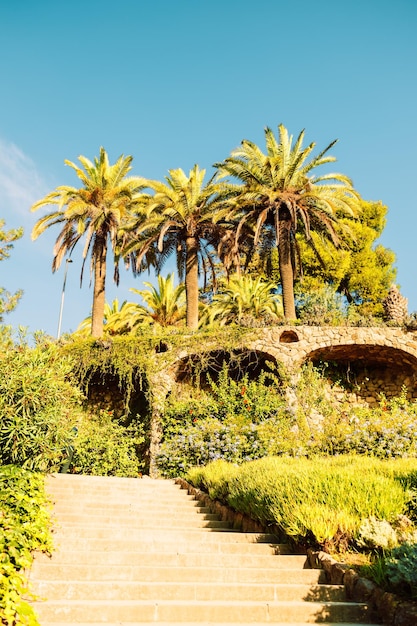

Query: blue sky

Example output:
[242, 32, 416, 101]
[1, 0, 416, 337]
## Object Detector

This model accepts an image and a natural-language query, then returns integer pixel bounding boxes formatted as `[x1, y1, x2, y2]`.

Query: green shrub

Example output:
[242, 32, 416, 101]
[364, 542, 417, 600]
[0, 465, 52, 625]
[0, 335, 84, 471]
[69, 409, 145, 477]
[316, 390, 417, 459]
[157, 366, 300, 476]
[187, 456, 410, 550]
[385, 543, 417, 598]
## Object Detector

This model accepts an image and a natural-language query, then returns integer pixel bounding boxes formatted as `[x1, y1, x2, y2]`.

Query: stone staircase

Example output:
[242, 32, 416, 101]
[29, 473, 381, 625]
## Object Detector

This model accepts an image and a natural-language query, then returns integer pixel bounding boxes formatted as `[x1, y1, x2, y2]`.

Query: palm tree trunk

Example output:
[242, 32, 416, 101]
[185, 235, 199, 329]
[278, 213, 296, 320]
[91, 237, 107, 338]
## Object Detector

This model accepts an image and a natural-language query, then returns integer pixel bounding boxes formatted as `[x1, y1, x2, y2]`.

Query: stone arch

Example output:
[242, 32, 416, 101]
[279, 330, 299, 343]
[83, 368, 150, 424]
[174, 347, 281, 388]
[304, 344, 417, 405]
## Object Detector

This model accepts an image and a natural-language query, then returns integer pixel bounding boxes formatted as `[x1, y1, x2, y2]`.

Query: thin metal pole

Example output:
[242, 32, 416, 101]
[57, 259, 73, 339]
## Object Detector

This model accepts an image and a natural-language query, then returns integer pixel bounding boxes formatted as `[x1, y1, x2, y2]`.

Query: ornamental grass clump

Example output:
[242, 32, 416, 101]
[187, 456, 410, 551]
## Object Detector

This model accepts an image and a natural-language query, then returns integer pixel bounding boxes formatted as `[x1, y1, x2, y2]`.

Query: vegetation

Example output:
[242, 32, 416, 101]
[70, 408, 145, 477]
[157, 364, 293, 476]
[130, 273, 186, 327]
[0, 465, 52, 625]
[0, 330, 84, 471]
[215, 124, 361, 320]
[75, 298, 140, 337]
[124, 165, 237, 329]
[202, 274, 283, 327]
[31, 147, 147, 337]
[27, 126, 401, 334]
[0, 219, 23, 321]
[296, 200, 396, 319]
[186, 456, 416, 551]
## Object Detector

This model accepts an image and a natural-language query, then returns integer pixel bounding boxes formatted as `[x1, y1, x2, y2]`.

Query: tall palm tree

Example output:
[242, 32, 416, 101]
[31, 148, 147, 337]
[126, 165, 237, 330]
[130, 273, 186, 327]
[215, 124, 361, 320]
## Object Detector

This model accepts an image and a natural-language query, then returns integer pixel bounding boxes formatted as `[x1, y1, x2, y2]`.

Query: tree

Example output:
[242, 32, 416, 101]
[295, 200, 396, 318]
[203, 274, 283, 326]
[215, 124, 361, 320]
[130, 273, 186, 327]
[126, 165, 237, 330]
[0, 219, 23, 321]
[31, 148, 146, 337]
[75, 298, 139, 337]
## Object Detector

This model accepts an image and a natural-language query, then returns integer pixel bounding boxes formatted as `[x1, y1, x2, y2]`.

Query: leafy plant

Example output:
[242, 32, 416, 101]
[385, 543, 417, 598]
[69, 409, 145, 477]
[187, 456, 411, 551]
[0, 465, 52, 625]
[0, 336, 84, 470]
[157, 365, 298, 476]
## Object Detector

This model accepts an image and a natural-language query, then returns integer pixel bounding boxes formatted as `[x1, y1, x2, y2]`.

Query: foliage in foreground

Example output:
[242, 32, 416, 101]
[156, 365, 299, 477]
[0, 333, 84, 471]
[157, 362, 417, 476]
[186, 456, 416, 552]
[69, 409, 145, 477]
[0, 465, 52, 625]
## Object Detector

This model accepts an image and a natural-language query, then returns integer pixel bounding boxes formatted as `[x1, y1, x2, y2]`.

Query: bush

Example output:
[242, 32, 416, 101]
[69, 409, 145, 477]
[157, 366, 300, 476]
[385, 543, 417, 598]
[187, 456, 411, 550]
[0, 465, 52, 625]
[0, 334, 84, 471]
[315, 390, 417, 459]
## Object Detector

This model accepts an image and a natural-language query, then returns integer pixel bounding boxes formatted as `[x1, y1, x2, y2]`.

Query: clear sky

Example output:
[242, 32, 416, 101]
[1, 0, 416, 337]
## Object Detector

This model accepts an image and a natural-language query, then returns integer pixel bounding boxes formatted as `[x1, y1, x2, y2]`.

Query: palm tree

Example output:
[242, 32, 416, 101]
[75, 298, 139, 337]
[126, 165, 237, 330]
[31, 148, 147, 337]
[130, 273, 186, 327]
[203, 274, 283, 326]
[215, 124, 361, 320]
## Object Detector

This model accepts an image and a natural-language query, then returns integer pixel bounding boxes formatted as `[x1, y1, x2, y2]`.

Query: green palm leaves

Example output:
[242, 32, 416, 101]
[31, 125, 361, 335]
[216, 124, 361, 319]
[31, 148, 147, 337]
[204, 275, 283, 327]
[130, 274, 185, 327]
[126, 165, 236, 330]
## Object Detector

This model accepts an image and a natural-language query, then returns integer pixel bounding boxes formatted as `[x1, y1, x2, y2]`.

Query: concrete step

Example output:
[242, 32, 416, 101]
[32, 549, 301, 569]
[50, 525, 282, 542]
[32, 598, 376, 623]
[51, 503, 214, 514]
[30, 563, 316, 584]
[50, 513, 230, 529]
[31, 579, 346, 602]
[36, 623, 378, 626]
[46, 536, 291, 555]
[30, 474, 380, 625]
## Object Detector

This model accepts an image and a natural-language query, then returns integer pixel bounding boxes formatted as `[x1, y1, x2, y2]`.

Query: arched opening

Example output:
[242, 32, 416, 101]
[280, 330, 299, 343]
[305, 344, 417, 405]
[174, 348, 280, 388]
